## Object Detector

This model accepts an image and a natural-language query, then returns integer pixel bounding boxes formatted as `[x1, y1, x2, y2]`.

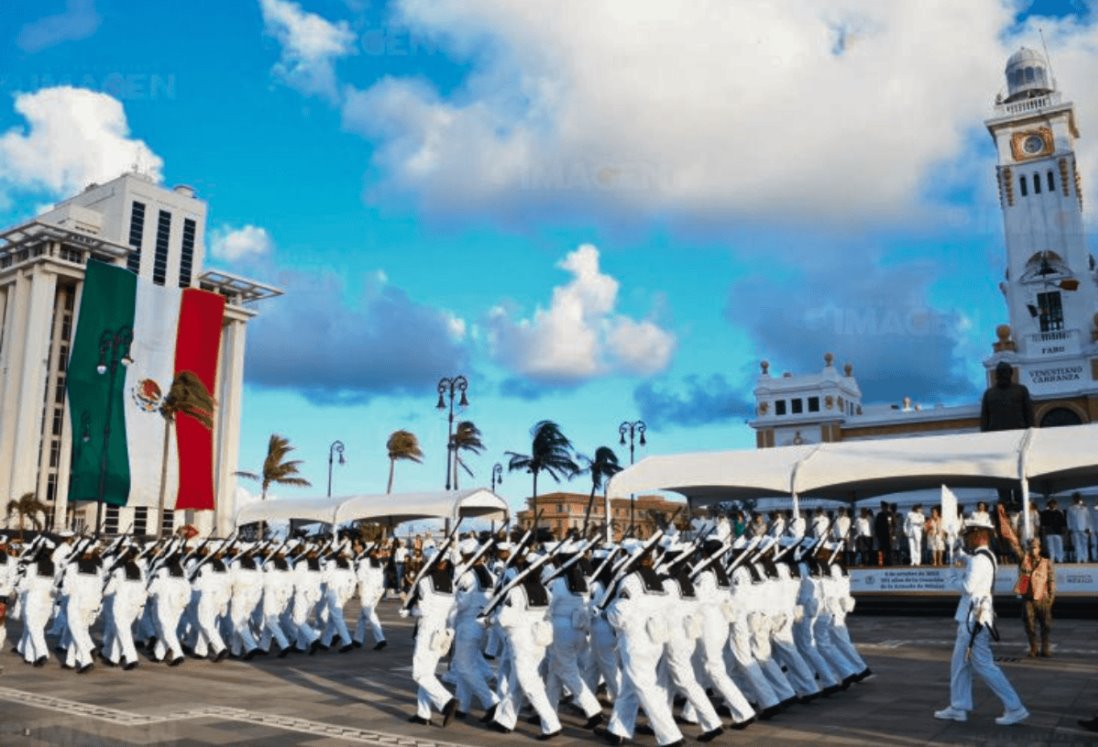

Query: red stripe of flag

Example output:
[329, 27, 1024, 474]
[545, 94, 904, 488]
[173, 289, 225, 511]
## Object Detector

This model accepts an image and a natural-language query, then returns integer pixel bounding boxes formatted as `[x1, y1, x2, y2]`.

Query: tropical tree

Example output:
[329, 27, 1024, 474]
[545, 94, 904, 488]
[386, 430, 424, 493]
[236, 434, 313, 536]
[5, 491, 48, 539]
[450, 420, 485, 490]
[155, 371, 215, 537]
[505, 420, 580, 503]
[579, 446, 622, 534]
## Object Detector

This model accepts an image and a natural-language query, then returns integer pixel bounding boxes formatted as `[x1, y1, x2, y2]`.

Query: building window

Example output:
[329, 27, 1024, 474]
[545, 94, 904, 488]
[775, 400, 787, 416]
[1047, 171, 1055, 192]
[791, 399, 804, 414]
[52, 407, 63, 436]
[1034, 173, 1041, 194]
[47, 474, 57, 504]
[161, 509, 175, 536]
[1036, 291, 1064, 332]
[105, 505, 120, 534]
[133, 507, 148, 536]
[1020, 175, 1028, 197]
[126, 201, 146, 273]
[179, 218, 196, 288]
[808, 396, 820, 412]
[153, 210, 172, 286]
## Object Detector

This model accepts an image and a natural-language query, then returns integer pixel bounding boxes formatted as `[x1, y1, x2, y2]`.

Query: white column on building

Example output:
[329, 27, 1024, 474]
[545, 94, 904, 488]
[0, 272, 31, 502]
[214, 317, 247, 536]
[7, 267, 58, 499]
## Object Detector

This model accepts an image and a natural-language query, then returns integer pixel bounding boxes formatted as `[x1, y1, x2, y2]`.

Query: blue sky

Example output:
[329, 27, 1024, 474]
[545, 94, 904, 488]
[2, 0, 1097, 514]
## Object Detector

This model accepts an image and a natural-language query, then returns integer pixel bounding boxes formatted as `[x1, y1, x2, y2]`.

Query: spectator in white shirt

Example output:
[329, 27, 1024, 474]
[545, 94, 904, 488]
[904, 504, 927, 566]
[1066, 492, 1092, 563]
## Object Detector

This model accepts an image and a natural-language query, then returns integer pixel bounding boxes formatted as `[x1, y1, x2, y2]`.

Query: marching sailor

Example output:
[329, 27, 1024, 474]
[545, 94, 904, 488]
[934, 516, 1029, 726]
[404, 544, 459, 727]
[353, 542, 387, 650]
[450, 537, 500, 720]
[101, 543, 147, 669]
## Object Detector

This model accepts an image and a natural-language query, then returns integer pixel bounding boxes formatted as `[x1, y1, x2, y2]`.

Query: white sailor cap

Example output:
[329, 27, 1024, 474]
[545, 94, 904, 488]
[559, 539, 585, 555]
[731, 536, 748, 550]
[524, 549, 541, 563]
[423, 545, 437, 561]
[592, 547, 611, 560]
[496, 541, 514, 553]
[962, 516, 994, 532]
[458, 538, 479, 556]
[622, 538, 645, 556]
[0, 534, 8, 544]
[59, 530, 75, 539]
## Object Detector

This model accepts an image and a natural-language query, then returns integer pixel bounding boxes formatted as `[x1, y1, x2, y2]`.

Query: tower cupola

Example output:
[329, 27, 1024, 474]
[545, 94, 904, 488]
[1003, 47, 1054, 103]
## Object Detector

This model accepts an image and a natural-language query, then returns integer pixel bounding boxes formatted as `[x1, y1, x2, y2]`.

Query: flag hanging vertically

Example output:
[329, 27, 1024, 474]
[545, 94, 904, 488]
[67, 260, 225, 511]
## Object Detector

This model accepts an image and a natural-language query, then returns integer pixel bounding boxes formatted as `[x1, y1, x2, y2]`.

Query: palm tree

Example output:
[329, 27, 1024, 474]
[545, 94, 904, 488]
[579, 446, 622, 534]
[236, 434, 313, 536]
[386, 430, 424, 493]
[155, 371, 215, 537]
[505, 420, 580, 504]
[5, 491, 48, 539]
[450, 420, 485, 490]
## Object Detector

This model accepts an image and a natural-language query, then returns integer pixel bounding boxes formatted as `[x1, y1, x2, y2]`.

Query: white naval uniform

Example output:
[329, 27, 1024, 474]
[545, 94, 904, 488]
[451, 562, 499, 714]
[792, 556, 840, 689]
[605, 566, 683, 746]
[17, 558, 56, 664]
[946, 548, 1025, 714]
[353, 557, 386, 646]
[727, 560, 781, 709]
[659, 570, 722, 735]
[770, 559, 822, 697]
[407, 570, 457, 721]
[0, 551, 14, 651]
[491, 578, 561, 736]
[61, 557, 103, 670]
[692, 565, 755, 724]
[101, 557, 147, 666]
[545, 570, 602, 721]
[189, 557, 230, 658]
[320, 556, 357, 648]
[904, 511, 926, 566]
[259, 557, 294, 653]
[147, 556, 190, 663]
[228, 554, 263, 657]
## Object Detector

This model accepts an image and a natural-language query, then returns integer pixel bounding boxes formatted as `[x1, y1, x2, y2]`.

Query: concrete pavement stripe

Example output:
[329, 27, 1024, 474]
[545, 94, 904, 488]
[0, 686, 468, 746]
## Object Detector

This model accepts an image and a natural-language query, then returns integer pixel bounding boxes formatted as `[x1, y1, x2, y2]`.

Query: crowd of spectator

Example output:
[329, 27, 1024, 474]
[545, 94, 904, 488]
[721, 491, 1097, 567]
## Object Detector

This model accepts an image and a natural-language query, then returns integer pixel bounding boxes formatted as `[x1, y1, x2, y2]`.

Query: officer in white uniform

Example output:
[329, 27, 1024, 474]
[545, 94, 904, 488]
[353, 544, 387, 650]
[934, 516, 1028, 726]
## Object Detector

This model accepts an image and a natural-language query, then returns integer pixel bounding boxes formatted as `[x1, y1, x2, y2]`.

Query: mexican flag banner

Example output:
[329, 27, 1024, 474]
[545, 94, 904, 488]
[67, 260, 225, 511]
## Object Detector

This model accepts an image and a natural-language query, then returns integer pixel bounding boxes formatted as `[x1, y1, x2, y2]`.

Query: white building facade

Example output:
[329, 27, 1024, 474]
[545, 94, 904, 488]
[751, 48, 1098, 451]
[0, 172, 279, 536]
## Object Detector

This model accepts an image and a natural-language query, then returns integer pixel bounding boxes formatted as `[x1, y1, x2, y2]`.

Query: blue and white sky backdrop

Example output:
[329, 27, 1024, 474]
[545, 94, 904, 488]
[2, 0, 1097, 512]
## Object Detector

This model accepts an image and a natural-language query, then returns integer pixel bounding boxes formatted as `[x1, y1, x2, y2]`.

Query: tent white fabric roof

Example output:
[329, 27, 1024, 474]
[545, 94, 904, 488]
[608, 424, 1098, 506]
[234, 488, 508, 528]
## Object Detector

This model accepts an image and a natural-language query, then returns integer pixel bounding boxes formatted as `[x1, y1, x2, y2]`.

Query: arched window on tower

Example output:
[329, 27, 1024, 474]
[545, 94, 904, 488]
[1020, 175, 1028, 196]
[1025, 67, 1035, 83]
[1047, 171, 1055, 192]
[1034, 173, 1042, 194]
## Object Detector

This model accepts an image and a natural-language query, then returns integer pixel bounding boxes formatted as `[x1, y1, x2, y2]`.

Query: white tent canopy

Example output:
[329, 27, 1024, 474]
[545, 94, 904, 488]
[234, 488, 509, 530]
[607, 424, 1098, 538]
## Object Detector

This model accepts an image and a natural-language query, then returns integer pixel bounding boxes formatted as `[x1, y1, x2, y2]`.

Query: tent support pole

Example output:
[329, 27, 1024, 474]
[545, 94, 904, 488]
[1021, 477, 1032, 542]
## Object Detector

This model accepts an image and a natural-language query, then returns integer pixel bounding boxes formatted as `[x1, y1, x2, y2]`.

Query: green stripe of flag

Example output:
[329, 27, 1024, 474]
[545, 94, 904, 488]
[67, 260, 137, 507]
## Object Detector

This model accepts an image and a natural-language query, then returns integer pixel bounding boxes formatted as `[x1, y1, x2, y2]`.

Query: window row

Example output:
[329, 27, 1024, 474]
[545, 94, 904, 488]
[773, 396, 821, 417]
[1018, 170, 1055, 197]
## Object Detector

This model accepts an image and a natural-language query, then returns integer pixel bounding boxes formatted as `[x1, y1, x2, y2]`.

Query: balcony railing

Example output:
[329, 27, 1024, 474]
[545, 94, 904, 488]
[994, 92, 1062, 116]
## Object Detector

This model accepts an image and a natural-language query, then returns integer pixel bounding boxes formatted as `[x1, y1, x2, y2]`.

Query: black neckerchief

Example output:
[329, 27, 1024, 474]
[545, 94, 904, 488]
[272, 557, 289, 572]
[759, 557, 779, 579]
[36, 557, 55, 576]
[167, 556, 185, 578]
[238, 556, 258, 571]
[123, 560, 142, 581]
[783, 555, 801, 579]
[368, 556, 382, 568]
[637, 565, 665, 593]
[521, 574, 550, 607]
[709, 562, 731, 588]
[77, 557, 100, 575]
[743, 560, 763, 584]
[428, 566, 454, 595]
[305, 557, 321, 572]
[472, 564, 493, 590]
[672, 566, 696, 598]
[335, 557, 351, 570]
[210, 558, 227, 573]
[565, 564, 588, 594]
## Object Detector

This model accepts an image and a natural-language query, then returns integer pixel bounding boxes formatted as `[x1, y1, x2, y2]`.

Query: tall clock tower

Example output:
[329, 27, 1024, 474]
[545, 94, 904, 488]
[985, 47, 1098, 426]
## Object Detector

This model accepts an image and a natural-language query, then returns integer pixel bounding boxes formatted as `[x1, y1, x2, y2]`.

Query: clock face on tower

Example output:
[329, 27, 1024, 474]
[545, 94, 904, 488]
[1011, 128, 1052, 161]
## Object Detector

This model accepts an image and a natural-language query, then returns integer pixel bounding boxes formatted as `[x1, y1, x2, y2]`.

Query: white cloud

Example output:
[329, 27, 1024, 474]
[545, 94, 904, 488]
[0, 86, 162, 199]
[259, 0, 356, 100]
[487, 243, 675, 383]
[17, 0, 100, 53]
[341, 0, 1098, 227]
[210, 224, 274, 262]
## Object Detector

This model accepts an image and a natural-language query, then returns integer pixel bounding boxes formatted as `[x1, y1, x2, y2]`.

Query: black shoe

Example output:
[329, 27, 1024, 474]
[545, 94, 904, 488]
[340, 644, 354, 653]
[455, 711, 467, 720]
[593, 727, 624, 746]
[214, 648, 229, 663]
[779, 697, 796, 710]
[759, 706, 779, 720]
[698, 727, 724, 743]
[636, 723, 655, 736]
[352, 640, 363, 648]
[489, 721, 513, 734]
[441, 698, 458, 727]
[841, 676, 854, 689]
[123, 660, 138, 671]
[480, 704, 498, 724]
[715, 704, 732, 717]
[584, 713, 604, 730]
[77, 663, 94, 674]
[309, 640, 322, 655]
[537, 731, 561, 741]
[374, 640, 387, 651]
[664, 741, 685, 747]
[34, 656, 48, 668]
[61, 662, 73, 670]
[169, 656, 184, 667]
[330, 636, 342, 647]
[731, 717, 755, 730]
[278, 647, 291, 658]
[856, 668, 874, 682]
[101, 656, 117, 667]
[407, 715, 431, 725]
[822, 684, 841, 697]
[1078, 717, 1098, 732]
[243, 649, 260, 661]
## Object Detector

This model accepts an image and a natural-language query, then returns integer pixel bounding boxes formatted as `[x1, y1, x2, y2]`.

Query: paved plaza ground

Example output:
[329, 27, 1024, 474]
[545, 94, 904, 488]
[1, 602, 1096, 746]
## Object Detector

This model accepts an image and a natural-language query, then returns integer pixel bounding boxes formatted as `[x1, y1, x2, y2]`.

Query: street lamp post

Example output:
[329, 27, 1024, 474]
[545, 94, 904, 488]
[619, 420, 647, 536]
[95, 326, 134, 537]
[436, 375, 469, 491]
[327, 440, 346, 497]
[490, 462, 503, 533]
